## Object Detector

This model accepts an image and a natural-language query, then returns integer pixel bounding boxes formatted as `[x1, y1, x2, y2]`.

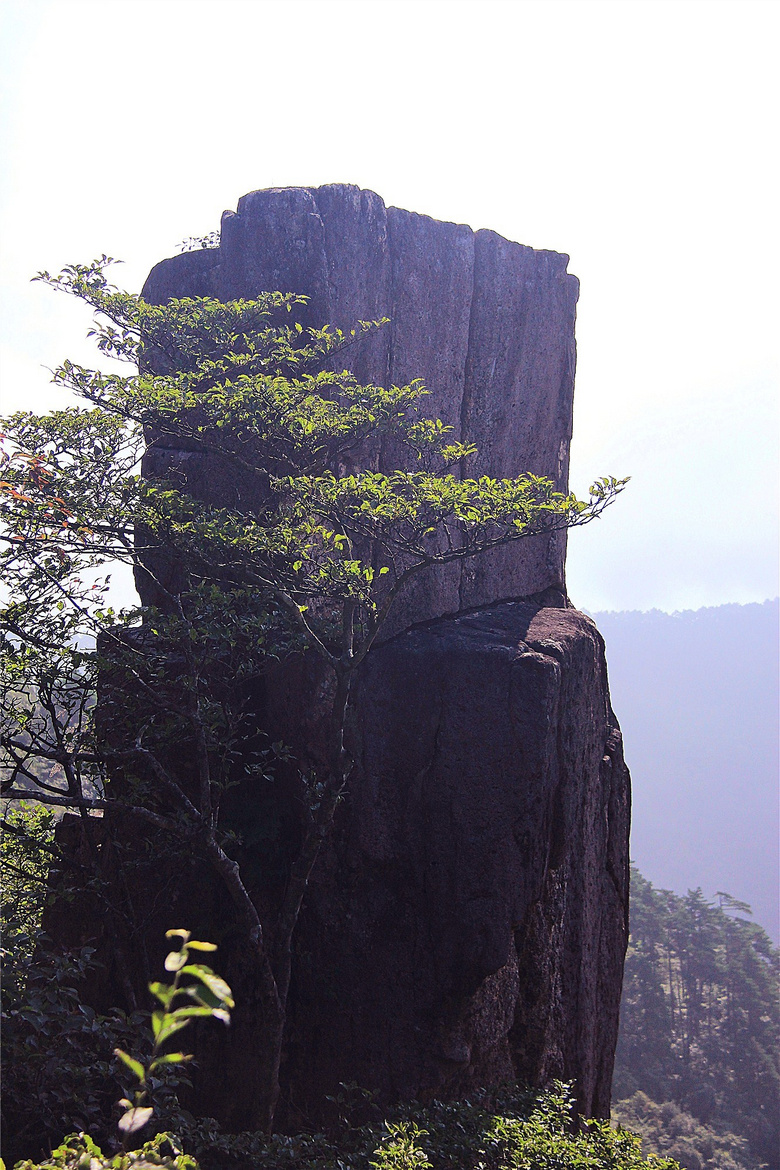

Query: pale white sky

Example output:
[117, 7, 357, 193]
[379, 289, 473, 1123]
[1, 0, 777, 612]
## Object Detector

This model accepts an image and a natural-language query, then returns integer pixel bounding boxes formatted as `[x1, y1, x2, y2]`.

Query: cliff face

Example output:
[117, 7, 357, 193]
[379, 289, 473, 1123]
[262, 601, 629, 1125]
[142, 184, 578, 632]
[55, 188, 628, 1126]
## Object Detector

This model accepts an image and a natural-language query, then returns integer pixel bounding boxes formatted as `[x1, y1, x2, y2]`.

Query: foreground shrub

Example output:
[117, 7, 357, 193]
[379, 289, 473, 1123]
[0, 931, 149, 1164]
[8, 1083, 684, 1170]
[12, 1131, 196, 1170]
[171, 1083, 681, 1170]
[1, 930, 231, 1168]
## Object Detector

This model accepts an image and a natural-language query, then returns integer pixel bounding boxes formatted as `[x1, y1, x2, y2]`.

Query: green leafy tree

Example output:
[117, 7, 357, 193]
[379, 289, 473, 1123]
[1, 257, 624, 1132]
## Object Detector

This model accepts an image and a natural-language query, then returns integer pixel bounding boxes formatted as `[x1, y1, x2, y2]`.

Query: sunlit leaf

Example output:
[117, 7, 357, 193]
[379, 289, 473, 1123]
[118, 1106, 153, 1134]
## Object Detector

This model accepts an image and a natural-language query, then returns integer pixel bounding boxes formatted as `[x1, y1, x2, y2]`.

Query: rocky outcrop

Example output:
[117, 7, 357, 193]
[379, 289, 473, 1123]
[141, 188, 627, 1120]
[47, 593, 629, 1128]
[268, 599, 629, 1126]
[142, 184, 578, 630]
[49, 189, 629, 1129]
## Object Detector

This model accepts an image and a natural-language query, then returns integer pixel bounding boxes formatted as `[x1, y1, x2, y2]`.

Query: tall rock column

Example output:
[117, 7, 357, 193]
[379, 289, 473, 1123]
[50, 187, 628, 1128]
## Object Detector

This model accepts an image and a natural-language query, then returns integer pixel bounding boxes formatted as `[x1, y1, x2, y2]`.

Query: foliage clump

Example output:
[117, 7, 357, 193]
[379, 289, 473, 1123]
[1, 802, 55, 949]
[12, 1132, 197, 1170]
[1, 930, 159, 1164]
[10, 1085, 682, 1170]
[0, 804, 140, 1160]
[612, 1093, 762, 1170]
[1, 902, 231, 1166]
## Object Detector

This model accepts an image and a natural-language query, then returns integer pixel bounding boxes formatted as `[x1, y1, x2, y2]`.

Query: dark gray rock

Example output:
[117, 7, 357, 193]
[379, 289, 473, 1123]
[45, 598, 629, 1128]
[139, 189, 626, 1121]
[266, 600, 629, 1124]
[142, 184, 580, 631]
[48, 190, 629, 1131]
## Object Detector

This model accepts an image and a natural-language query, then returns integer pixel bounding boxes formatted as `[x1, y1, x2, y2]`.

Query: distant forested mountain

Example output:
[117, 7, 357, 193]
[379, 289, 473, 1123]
[592, 600, 779, 942]
[614, 867, 779, 1170]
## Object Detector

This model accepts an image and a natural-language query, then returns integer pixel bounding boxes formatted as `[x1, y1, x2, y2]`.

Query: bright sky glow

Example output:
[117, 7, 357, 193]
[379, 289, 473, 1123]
[1, 0, 777, 612]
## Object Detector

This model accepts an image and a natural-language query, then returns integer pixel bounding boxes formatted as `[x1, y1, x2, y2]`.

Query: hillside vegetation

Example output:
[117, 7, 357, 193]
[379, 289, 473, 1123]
[613, 867, 780, 1169]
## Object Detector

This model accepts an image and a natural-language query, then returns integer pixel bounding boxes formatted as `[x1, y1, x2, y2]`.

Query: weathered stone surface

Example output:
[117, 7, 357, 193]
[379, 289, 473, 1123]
[138, 191, 625, 1121]
[141, 184, 579, 630]
[264, 599, 629, 1124]
[459, 230, 576, 610]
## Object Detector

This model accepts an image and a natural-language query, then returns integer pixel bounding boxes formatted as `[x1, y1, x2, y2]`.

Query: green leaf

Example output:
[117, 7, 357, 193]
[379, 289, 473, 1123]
[149, 981, 174, 1008]
[164, 949, 187, 972]
[154, 1016, 191, 1045]
[184, 983, 222, 1009]
[181, 964, 234, 1006]
[151, 1009, 165, 1040]
[149, 1052, 193, 1070]
[169, 1004, 227, 1022]
[113, 1048, 146, 1083]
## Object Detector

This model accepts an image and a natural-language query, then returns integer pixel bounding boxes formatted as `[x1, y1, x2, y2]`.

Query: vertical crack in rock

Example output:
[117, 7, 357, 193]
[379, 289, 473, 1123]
[458, 234, 480, 614]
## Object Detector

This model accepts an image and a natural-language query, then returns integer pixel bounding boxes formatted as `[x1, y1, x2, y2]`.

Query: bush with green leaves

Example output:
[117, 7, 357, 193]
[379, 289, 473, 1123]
[11, 1131, 198, 1170]
[1, 932, 151, 1165]
[8, 1092, 684, 1170]
[1, 928, 232, 1168]
[161, 1082, 681, 1170]
[0, 804, 160, 1163]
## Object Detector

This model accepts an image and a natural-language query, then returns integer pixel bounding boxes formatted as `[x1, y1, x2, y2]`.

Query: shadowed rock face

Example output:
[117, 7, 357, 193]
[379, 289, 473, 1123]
[142, 184, 579, 631]
[47, 597, 629, 1127]
[265, 600, 629, 1126]
[51, 189, 628, 1128]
